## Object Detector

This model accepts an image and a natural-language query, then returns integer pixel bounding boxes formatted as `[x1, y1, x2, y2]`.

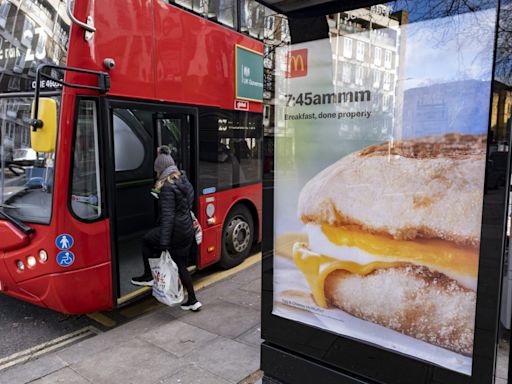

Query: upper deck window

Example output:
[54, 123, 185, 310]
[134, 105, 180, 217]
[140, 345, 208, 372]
[210, 0, 237, 28]
[240, 0, 266, 39]
[168, 0, 237, 28]
[164, 0, 271, 39]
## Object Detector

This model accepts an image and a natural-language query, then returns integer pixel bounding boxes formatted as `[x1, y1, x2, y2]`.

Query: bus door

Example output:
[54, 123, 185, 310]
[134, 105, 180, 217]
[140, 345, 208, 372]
[106, 102, 194, 303]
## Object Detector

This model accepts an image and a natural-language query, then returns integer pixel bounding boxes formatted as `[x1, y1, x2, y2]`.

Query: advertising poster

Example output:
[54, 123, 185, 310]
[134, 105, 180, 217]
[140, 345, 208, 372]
[272, 6, 497, 375]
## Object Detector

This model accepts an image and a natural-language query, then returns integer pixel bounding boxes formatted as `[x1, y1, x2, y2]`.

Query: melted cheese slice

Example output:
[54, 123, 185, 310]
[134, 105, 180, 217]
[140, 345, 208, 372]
[293, 225, 479, 308]
[321, 225, 479, 278]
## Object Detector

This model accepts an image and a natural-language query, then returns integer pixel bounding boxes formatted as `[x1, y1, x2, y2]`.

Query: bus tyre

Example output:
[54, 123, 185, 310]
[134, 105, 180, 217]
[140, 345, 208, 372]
[220, 205, 254, 269]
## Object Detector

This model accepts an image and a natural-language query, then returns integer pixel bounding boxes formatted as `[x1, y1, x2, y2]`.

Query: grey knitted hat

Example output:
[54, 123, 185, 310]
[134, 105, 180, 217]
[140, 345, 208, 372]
[154, 146, 175, 176]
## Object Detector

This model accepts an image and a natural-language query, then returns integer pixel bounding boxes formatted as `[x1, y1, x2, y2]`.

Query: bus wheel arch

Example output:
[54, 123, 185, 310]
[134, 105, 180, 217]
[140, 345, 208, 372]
[219, 201, 257, 269]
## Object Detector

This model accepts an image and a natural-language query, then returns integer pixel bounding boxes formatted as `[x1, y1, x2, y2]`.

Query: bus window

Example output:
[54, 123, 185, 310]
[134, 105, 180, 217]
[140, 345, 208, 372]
[111, 109, 154, 185]
[240, 0, 266, 39]
[70, 100, 102, 221]
[173, 0, 208, 15]
[209, 0, 237, 28]
[157, 118, 182, 169]
[174, 0, 193, 11]
[112, 113, 145, 172]
[198, 108, 262, 192]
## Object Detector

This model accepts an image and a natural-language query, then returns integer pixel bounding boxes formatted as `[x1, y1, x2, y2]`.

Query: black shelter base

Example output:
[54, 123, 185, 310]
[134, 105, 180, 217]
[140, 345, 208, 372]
[261, 343, 368, 384]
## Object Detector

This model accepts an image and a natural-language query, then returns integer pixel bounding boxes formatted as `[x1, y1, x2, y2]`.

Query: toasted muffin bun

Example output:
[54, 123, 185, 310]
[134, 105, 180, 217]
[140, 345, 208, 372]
[293, 242, 476, 354]
[298, 134, 486, 247]
[324, 265, 475, 355]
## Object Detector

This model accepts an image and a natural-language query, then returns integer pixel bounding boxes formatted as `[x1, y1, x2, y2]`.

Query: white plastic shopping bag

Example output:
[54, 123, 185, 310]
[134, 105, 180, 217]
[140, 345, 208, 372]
[149, 250, 184, 306]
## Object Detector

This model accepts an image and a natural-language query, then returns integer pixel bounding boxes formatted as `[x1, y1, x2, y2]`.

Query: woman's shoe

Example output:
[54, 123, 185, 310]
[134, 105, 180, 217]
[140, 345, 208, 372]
[180, 300, 202, 311]
[130, 274, 154, 287]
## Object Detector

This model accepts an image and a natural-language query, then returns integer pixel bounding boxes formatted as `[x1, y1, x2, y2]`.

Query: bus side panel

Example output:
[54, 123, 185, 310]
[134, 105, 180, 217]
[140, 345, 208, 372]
[50, 91, 113, 312]
[1, 218, 113, 313]
[198, 183, 262, 268]
[0, 251, 44, 306]
[67, 0, 155, 99]
[18, 262, 112, 314]
[153, 1, 264, 113]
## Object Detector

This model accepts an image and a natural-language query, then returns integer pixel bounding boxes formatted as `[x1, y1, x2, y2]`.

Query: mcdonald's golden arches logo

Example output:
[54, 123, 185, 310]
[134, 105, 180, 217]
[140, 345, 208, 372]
[286, 49, 308, 78]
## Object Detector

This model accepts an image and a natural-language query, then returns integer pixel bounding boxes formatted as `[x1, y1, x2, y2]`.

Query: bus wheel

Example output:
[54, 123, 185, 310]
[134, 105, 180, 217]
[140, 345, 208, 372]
[220, 204, 254, 269]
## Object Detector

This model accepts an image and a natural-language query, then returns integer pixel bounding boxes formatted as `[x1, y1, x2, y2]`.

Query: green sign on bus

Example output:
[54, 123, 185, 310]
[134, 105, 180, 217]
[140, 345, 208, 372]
[235, 45, 263, 103]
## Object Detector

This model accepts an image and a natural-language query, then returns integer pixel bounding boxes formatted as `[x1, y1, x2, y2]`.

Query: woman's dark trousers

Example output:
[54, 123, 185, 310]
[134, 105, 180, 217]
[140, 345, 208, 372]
[141, 227, 197, 302]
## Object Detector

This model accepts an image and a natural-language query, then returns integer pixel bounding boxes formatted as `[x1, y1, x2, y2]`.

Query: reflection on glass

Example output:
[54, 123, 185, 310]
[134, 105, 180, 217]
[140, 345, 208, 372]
[0, 0, 70, 92]
[175, 0, 192, 10]
[205, 0, 237, 28]
[271, 1, 499, 377]
[71, 101, 101, 220]
[198, 110, 262, 192]
[112, 112, 145, 172]
[0, 2, 10, 29]
[240, 0, 266, 38]
[193, 0, 208, 15]
[158, 118, 183, 169]
[495, 2, 512, 382]
[0, 97, 57, 224]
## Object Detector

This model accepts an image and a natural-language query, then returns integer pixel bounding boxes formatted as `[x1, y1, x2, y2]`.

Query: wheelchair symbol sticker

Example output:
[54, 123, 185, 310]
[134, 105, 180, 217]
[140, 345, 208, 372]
[57, 251, 75, 267]
[56, 234, 74, 250]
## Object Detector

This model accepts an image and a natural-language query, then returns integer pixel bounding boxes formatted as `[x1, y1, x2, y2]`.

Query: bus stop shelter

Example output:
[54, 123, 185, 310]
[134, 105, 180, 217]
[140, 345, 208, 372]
[257, 0, 512, 383]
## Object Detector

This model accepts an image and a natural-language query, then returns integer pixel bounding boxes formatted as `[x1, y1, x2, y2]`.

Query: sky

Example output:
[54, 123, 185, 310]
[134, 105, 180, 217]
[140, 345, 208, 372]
[402, 7, 497, 90]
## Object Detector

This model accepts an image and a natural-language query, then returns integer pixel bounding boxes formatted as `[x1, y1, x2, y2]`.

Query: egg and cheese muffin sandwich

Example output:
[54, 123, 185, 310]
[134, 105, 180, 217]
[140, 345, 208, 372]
[293, 133, 486, 355]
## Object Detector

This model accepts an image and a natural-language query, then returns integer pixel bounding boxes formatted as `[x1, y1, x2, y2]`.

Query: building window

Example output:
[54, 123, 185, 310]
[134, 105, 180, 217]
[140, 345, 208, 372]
[264, 15, 275, 40]
[71, 100, 102, 220]
[384, 50, 392, 68]
[342, 64, 352, 83]
[13, 51, 26, 74]
[383, 72, 392, 91]
[0, 1, 10, 29]
[355, 66, 364, 85]
[21, 18, 35, 48]
[383, 94, 389, 111]
[263, 104, 271, 127]
[373, 70, 381, 88]
[52, 45, 61, 64]
[356, 41, 365, 61]
[374, 46, 382, 66]
[343, 37, 353, 58]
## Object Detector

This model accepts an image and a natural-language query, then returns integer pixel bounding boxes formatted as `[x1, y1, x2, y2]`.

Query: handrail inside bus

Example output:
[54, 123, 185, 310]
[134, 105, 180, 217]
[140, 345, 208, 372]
[30, 64, 110, 131]
[66, 0, 96, 34]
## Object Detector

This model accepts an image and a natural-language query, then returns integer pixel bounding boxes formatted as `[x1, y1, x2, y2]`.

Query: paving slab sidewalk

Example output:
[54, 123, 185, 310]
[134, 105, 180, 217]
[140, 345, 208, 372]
[0, 263, 262, 384]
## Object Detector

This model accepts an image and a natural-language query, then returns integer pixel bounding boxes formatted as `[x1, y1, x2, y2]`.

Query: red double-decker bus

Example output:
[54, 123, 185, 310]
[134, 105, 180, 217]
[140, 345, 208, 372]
[0, 0, 267, 313]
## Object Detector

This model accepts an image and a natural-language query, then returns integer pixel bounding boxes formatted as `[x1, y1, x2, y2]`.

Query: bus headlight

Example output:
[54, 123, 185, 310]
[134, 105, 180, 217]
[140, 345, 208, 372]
[16, 260, 25, 271]
[27, 256, 37, 268]
[39, 250, 48, 263]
